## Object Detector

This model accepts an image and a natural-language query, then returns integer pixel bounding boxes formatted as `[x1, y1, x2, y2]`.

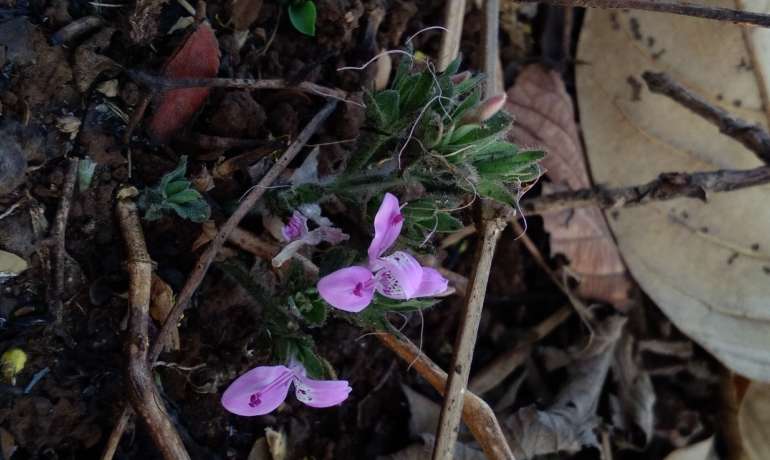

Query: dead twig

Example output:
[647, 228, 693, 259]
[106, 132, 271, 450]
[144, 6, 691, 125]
[521, 165, 770, 214]
[437, 0, 467, 71]
[116, 189, 190, 460]
[50, 16, 104, 45]
[102, 101, 337, 458]
[517, 0, 770, 28]
[128, 72, 349, 100]
[49, 158, 79, 341]
[434, 215, 509, 460]
[643, 71, 770, 164]
[377, 330, 515, 460]
[100, 409, 131, 460]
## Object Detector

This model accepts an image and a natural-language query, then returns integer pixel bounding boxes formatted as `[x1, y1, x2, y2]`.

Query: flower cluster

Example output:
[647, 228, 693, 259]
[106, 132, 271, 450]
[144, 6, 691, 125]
[318, 193, 449, 312]
[221, 194, 449, 417]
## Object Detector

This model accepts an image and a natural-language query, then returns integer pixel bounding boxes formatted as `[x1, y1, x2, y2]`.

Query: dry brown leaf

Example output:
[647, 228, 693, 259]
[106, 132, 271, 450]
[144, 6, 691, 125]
[610, 333, 655, 450]
[504, 314, 626, 458]
[507, 64, 633, 308]
[577, 3, 770, 380]
[738, 381, 770, 460]
[192, 220, 217, 251]
[663, 437, 718, 460]
[150, 274, 179, 350]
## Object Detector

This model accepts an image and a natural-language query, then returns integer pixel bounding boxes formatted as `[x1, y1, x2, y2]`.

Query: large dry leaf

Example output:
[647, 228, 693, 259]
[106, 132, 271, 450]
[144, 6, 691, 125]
[577, 3, 770, 380]
[738, 381, 770, 460]
[663, 437, 718, 460]
[507, 64, 632, 307]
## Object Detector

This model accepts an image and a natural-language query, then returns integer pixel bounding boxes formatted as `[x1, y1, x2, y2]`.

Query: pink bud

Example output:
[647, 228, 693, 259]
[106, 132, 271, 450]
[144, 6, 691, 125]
[477, 93, 507, 122]
[450, 71, 471, 85]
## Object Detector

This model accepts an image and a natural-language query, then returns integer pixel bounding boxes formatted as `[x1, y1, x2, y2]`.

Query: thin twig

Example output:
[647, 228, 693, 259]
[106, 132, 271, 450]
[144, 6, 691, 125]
[433, 216, 509, 460]
[49, 158, 79, 340]
[100, 409, 131, 460]
[517, 0, 770, 28]
[377, 330, 515, 460]
[50, 16, 104, 45]
[437, 0, 466, 71]
[102, 101, 337, 458]
[521, 165, 770, 214]
[116, 189, 190, 460]
[228, 227, 319, 277]
[129, 71, 348, 100]
[482, 0, 501, 96]
[643, 71, 770, 164]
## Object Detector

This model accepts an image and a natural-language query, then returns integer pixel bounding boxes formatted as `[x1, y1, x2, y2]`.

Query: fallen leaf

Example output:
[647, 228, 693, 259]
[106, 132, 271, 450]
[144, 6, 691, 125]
[610, 333, 655, 450]
[663, 437, 718, 460]
[148, 22, 221, 142]
[507, 64, 632, 308]
[577, 3, 770, 380]
[0, 427, 16, 460]
[504, 314, 627, 458]
[150, 274, 180, 350]
[264, 427, 287, 460]
[738, 381, 770, 460]
[0, 250, 28, 279]
[377, 435, 485, 460]
[247, 437, 271, 460]
[230, 0, 263, 31]
[402, 385, 441, 437]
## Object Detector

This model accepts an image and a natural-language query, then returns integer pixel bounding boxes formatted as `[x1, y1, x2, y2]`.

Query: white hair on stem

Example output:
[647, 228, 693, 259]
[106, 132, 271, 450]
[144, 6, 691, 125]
[336, 49, 416, 72]
[405, 25, 449, 44]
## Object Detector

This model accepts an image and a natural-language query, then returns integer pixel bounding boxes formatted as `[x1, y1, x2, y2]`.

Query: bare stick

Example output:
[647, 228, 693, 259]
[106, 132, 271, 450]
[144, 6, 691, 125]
[150, 100, 337, 361]
[437, 0, 467, 71]
[129, 71, 349, 99]
[643, 71, 770, 164]
[228, 227, 319, 277]
[377, 331, 515, 460]
[102, 101, 337, 458]
[521, 164, 770, 214]
[116, 189, 190, 460]
[482, 0, 501, 95]
[49, 158, 79, 338]
[433, 216, 509, 460]
[469, 305, 572, 394]
[516, 0, 770, 28]
[100, 409, 131, 460]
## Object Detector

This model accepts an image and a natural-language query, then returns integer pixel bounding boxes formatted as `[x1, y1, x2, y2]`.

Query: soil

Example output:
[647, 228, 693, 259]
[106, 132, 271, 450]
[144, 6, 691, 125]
[0, 1, 723, 459]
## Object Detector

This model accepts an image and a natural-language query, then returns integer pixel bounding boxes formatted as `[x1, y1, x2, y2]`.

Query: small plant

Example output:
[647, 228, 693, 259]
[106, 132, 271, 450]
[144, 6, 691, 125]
[287, 0, 317, 36]
[138, 156, 210, 223]
[220, 51, 545, 417]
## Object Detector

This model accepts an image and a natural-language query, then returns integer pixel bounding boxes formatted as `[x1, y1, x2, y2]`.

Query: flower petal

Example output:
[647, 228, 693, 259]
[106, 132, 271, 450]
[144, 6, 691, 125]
[317, 266, 375, 312]
[413, 267, 449, 297]
[318, 226, 349, 245]
[367, 193, 404, 263]
[221, 365, 293, 416]
[294, 375, 352, 408]
[374, 251, 423, 300]
[282, 211, 309, 242]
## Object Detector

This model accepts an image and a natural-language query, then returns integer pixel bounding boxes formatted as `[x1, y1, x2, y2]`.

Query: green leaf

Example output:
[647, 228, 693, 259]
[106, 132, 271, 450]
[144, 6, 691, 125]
[159, 156, 189, 189]
[368, 90, 400, 129]
[400, 71, 436, 114]
[165, 180, 190, 196]
[294, 341, 326, 378]
[449, 87, 481, 123]
[288, 1, 316, 36]
[288, 291, 328, 327]
[168, 199, 210, 222]
[167, 188, 202, 204]
[476, 178, 517, 207]
[371, 296, 439, 312]
[453, 74, 485, 96]
[474, 150, 546, 178]
[442, 56, 462, 77]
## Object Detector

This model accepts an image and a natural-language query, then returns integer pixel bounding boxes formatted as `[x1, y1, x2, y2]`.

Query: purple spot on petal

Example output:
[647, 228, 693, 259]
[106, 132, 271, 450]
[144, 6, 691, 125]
[249, 393, 261, 407]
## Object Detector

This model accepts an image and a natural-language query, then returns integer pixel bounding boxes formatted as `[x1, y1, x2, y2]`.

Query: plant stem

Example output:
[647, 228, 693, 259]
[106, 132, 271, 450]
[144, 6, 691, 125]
[517, 0, 770, 28]
[377, 330, 514, 460]
[433, 216, 509, 460]
[437, 0, 467, 71]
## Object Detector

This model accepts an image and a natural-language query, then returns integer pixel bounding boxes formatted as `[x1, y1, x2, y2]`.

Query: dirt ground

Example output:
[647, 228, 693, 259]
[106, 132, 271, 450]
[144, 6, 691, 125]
[0, 0, 725, 458]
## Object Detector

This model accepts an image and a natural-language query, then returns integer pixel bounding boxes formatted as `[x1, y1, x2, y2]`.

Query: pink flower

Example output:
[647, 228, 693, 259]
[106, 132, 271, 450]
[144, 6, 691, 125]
[273, 205, 350, 268]
[221, 362, 352, 416]
[317, 193, 449, 313]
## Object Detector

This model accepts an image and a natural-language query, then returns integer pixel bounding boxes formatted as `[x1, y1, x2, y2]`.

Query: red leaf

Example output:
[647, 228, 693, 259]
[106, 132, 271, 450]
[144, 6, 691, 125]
[148, 22, 221, 143]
